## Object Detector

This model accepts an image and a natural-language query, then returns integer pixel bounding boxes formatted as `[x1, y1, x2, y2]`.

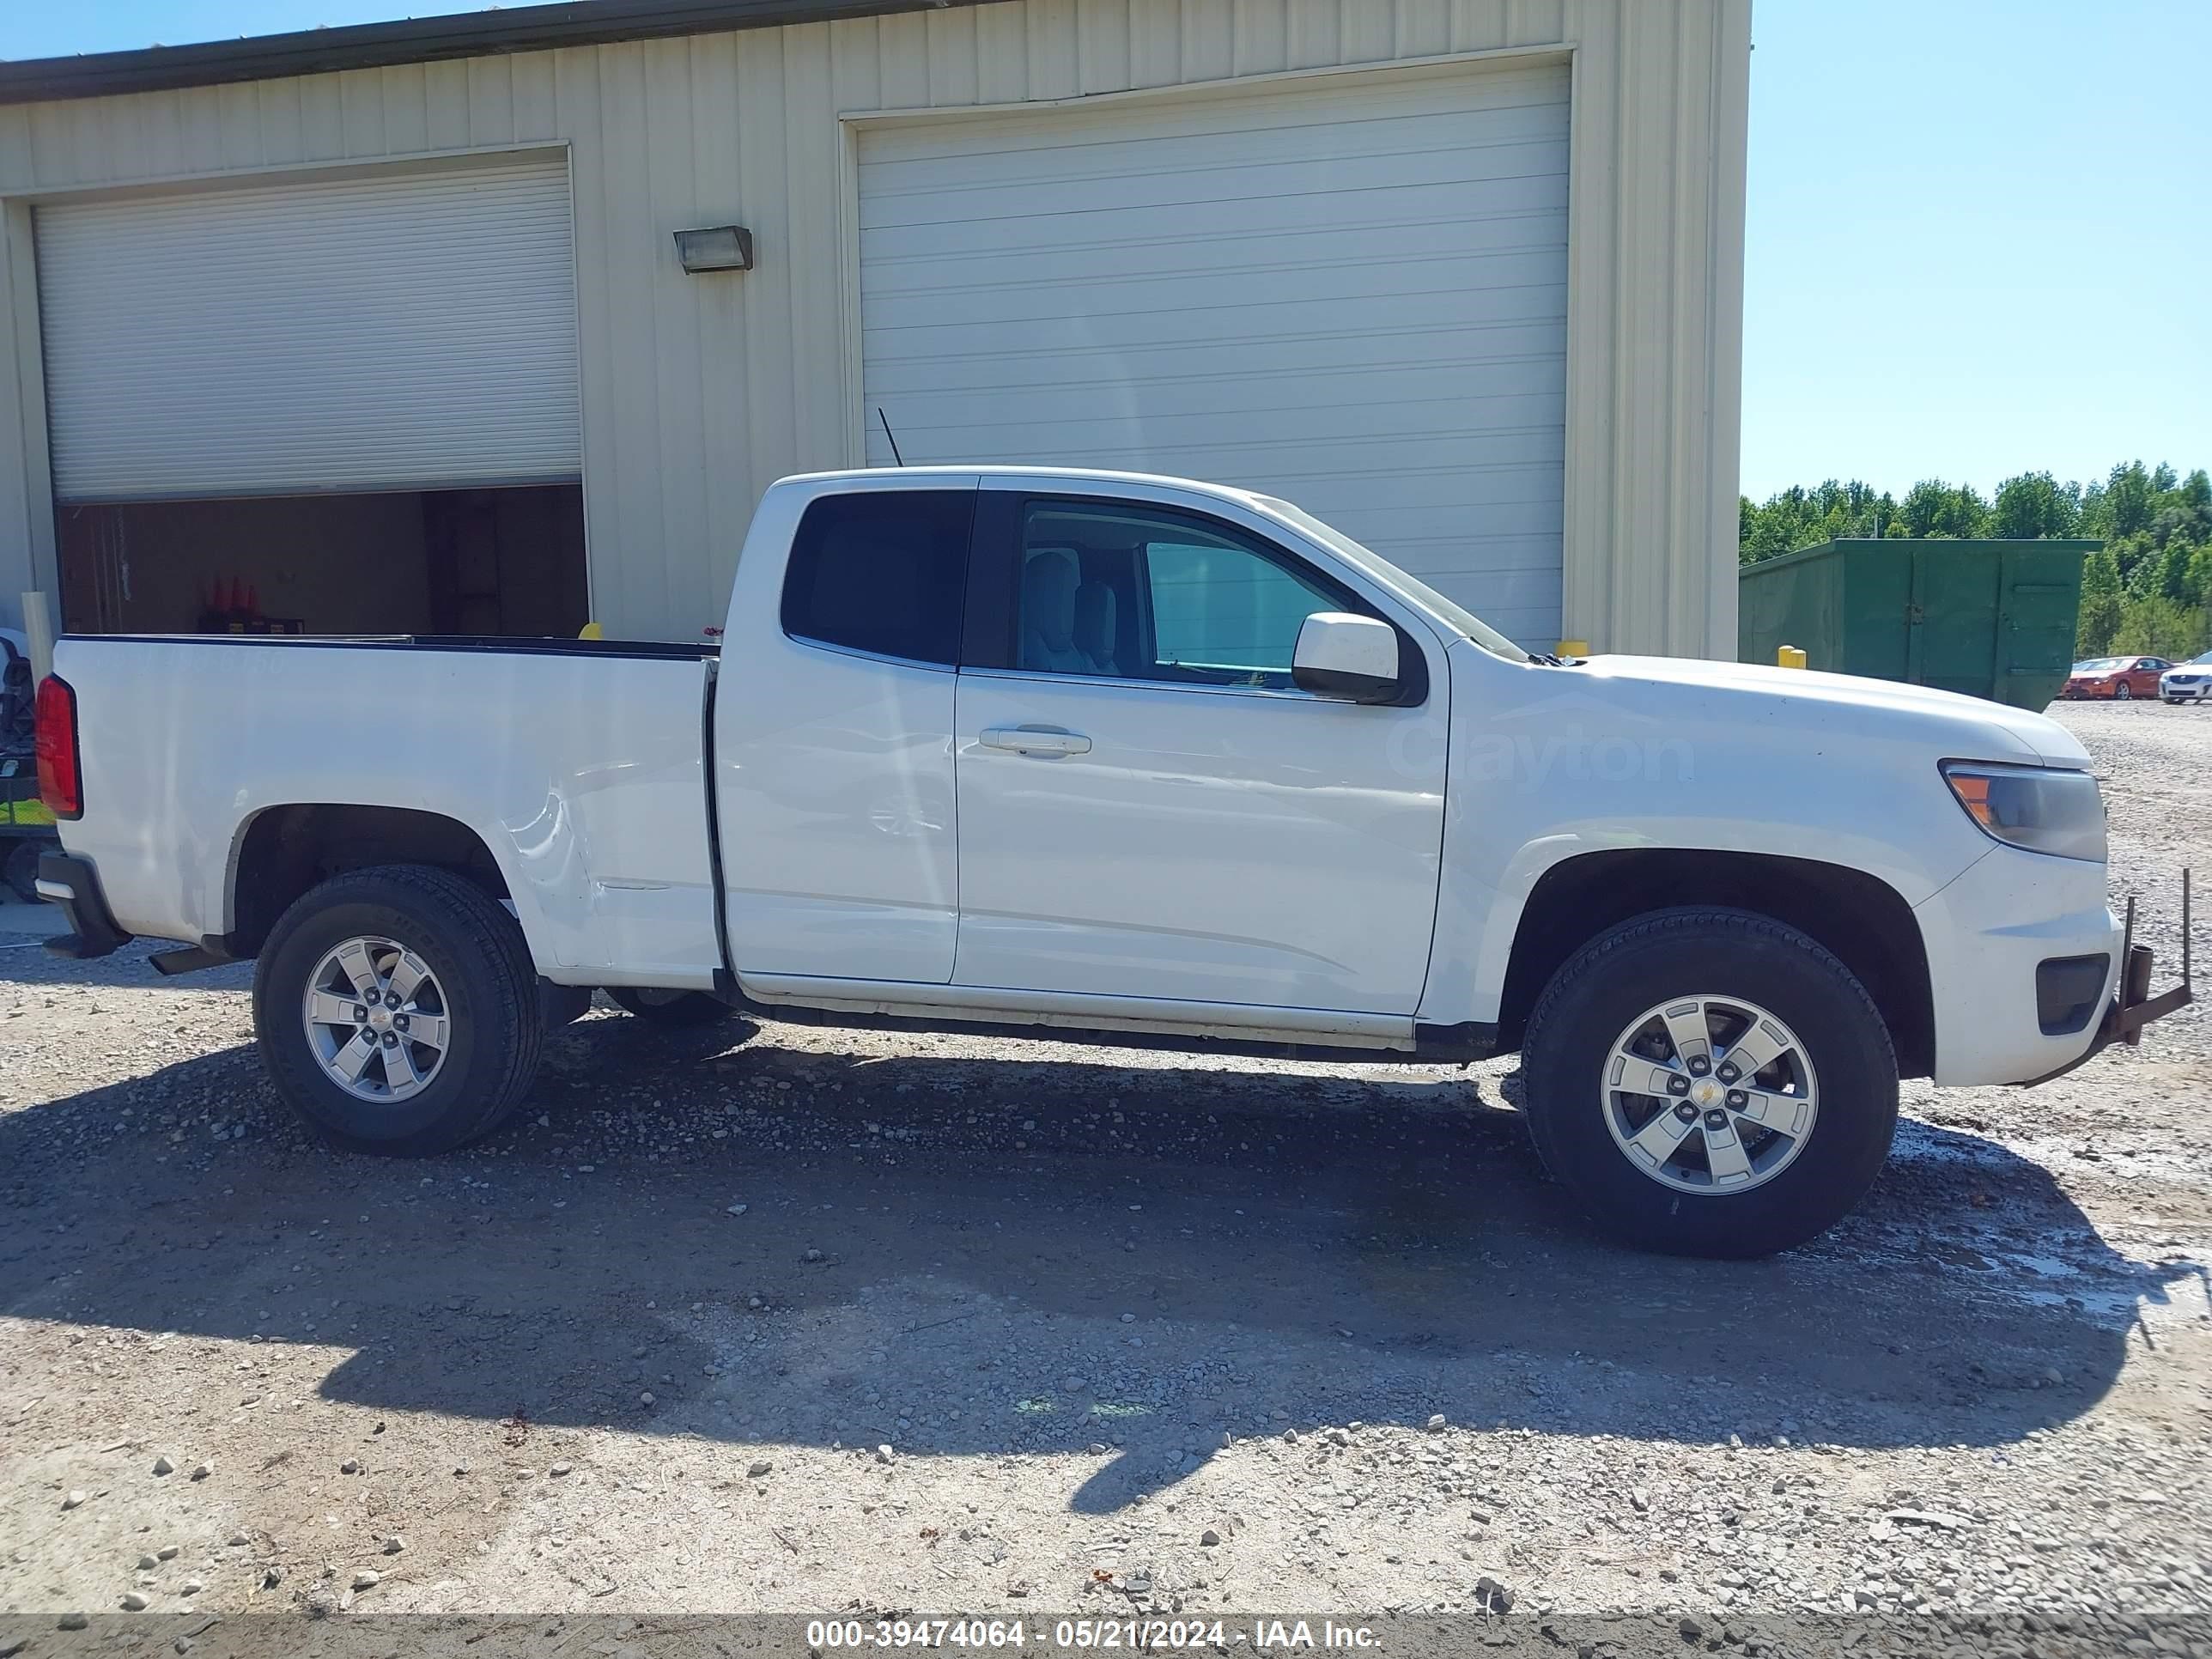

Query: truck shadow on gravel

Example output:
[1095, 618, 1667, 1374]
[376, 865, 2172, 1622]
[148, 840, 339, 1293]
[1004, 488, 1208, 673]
[3, 1009, 2202, 1514]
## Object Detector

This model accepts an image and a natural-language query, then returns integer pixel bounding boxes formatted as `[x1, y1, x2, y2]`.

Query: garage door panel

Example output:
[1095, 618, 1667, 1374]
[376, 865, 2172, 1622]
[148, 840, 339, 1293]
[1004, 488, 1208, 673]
[878, 363, 1568, 434]
[864, 206, 1567, 297]
[37, 157, 580, 502]
[866, 320, 1566, 398]
[860, 61, 1569, 165]
[860, 143, 1564, 235]
[866, 284, 1565, 365]
[864, 248, 1565, 335]
[860, 64, 1568, 642]
[854, 106, 1565, 208]
[865, 185, 1564, 269]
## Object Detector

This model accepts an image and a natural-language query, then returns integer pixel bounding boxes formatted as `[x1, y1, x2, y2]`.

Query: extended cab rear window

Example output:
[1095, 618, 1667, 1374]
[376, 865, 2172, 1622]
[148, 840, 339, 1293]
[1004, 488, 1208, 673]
[781, 489, 973, 665]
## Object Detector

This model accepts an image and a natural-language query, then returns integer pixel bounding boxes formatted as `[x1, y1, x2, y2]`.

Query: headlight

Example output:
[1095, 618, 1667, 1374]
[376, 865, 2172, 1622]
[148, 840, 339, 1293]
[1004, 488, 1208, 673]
[1940, 762, 2107, 862]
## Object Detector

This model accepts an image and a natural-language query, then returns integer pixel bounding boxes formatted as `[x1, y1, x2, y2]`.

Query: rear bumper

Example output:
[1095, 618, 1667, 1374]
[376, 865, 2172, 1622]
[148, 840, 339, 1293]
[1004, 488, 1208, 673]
[35, 851, 131, 960]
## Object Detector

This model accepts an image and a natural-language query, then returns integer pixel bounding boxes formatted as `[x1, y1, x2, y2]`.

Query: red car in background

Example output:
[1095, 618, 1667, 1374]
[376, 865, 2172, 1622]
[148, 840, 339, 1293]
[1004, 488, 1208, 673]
[2060, 655, 2172, 700]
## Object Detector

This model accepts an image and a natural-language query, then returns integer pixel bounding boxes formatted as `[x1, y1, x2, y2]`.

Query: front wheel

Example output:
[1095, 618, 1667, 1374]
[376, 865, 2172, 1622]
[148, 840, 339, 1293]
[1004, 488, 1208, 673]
[253, 864, 545, 1155]
[607, 985, 738, 1026]
[1519, 908, 1898, 1258]
[2115, 681, 2133, 700]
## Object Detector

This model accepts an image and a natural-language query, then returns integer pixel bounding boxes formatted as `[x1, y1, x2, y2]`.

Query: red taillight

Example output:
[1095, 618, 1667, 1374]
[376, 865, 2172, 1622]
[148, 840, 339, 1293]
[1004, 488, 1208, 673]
[34, 674, 82, 820]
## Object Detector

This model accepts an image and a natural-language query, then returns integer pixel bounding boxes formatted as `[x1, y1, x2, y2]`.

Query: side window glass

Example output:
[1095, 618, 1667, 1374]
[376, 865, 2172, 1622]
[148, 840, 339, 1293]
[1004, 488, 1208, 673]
[782, 490, 972, 665]
[1014, 500, 1354, 690]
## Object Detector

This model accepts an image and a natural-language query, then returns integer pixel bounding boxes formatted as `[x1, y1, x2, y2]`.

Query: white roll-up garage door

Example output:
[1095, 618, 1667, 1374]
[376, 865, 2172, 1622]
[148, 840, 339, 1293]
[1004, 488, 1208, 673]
[858, 63, 1570, 645]
[36, 155, 580, 503]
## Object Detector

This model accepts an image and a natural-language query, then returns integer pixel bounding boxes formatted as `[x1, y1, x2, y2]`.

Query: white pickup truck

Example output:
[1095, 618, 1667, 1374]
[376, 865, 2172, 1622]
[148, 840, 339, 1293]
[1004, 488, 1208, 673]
[33, 467, 2190, 1256]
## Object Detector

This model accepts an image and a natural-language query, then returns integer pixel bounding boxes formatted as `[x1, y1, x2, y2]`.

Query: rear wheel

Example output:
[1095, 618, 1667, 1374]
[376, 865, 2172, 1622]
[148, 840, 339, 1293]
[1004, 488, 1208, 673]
[607, 985, 737, 1026]
[254, 864, 544, 1155]
[1519, 908, 1898, 1258]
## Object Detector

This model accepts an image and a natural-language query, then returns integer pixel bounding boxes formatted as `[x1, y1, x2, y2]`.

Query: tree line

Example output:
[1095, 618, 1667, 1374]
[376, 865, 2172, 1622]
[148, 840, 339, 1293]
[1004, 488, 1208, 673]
[1739, 461, 2212, 659]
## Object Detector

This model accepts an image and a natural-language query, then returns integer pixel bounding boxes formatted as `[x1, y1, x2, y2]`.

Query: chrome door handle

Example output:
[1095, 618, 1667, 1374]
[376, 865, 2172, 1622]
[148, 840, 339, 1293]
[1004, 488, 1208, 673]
[980, 725, 1092, 757]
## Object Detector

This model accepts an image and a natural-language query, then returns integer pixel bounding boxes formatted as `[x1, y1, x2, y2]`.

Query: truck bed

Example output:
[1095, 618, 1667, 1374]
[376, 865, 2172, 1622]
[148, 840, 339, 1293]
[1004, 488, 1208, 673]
[51, 631, 724, 988]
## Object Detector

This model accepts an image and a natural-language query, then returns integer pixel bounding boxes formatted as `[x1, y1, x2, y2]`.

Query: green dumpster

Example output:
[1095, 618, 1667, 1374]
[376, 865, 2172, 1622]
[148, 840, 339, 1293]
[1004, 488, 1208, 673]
[1737, 538, 2097, 710]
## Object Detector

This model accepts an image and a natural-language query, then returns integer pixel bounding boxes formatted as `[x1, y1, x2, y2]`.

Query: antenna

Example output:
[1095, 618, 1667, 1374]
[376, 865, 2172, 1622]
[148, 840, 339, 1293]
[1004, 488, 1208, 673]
[876, 407, 905, 468]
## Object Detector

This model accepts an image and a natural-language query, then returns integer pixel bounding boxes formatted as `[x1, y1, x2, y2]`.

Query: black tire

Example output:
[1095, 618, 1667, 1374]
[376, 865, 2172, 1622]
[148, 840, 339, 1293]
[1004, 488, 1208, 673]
[254, 864, 545, 1156]
[1519, 908, 1898, 1258]
[3, 838, 41, 904]
[606, 985, 737, 1026]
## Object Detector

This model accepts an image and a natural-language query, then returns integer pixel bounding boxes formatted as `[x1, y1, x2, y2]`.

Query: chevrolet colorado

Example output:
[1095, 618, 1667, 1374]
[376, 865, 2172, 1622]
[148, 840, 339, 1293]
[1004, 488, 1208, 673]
[33, 468, 2190, 1255]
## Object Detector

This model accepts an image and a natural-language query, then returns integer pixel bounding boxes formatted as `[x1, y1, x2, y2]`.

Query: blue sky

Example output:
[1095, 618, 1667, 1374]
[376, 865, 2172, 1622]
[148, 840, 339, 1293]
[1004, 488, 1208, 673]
[6, 1, 2207, 501]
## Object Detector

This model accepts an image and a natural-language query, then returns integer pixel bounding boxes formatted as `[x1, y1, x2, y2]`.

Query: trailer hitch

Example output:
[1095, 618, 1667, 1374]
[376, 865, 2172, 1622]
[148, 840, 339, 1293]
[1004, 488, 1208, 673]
[2020, 868, 2192, 1086]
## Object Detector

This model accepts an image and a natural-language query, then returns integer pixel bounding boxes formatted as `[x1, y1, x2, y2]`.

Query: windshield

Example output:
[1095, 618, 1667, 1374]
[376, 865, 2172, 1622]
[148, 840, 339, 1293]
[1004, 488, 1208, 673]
[2191, 653, 2212, 666]
[1252, 495, 1533, 663]
[2076, 658, 2126, 670]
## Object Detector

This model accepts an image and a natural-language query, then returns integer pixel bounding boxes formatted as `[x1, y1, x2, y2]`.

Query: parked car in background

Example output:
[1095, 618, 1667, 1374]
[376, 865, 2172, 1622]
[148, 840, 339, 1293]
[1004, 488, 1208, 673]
[2160, 653, 2212, 703]
[2061, 656, 2172, 700]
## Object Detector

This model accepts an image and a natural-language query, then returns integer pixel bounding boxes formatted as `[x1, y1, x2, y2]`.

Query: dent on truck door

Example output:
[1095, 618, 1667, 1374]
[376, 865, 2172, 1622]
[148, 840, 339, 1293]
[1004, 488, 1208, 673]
[712, 488, 973, 983]
[951, 493, 1448, 1013]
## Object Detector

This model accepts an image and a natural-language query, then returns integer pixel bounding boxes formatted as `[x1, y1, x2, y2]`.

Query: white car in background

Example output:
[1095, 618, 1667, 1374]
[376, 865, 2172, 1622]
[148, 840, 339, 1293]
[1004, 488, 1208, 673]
[2160, 653, 2212, 703]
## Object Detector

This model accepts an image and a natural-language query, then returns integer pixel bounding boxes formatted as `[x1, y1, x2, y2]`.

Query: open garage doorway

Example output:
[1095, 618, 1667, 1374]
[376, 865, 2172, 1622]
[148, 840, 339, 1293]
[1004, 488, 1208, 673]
[56, 484, 589, 639]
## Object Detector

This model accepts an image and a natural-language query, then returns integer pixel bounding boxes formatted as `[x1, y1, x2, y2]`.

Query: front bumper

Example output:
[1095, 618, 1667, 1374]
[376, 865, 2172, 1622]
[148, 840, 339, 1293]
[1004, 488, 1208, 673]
[35, 850, 132, 961]
[2018, 876, 2194, 1085]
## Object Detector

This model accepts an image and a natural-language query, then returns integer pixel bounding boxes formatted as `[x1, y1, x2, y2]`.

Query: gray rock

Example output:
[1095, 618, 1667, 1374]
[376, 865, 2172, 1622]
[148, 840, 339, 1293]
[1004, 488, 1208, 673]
[262, 1567, 284, 1589]
[151, 1455, 175, 1476]
[351, 1569, 380, 1590]
[875, 1444, 896, 1464]
[182, 1577, 204, 1595]
[340, 1459, 360, 1474]
[61, 1490, 86, 1510]
[1200, 1529, 1222, 1547]
[157, 1545, 179, 1561]
[748, 1460, 772, 1478]
[120, 1591, 150, 1610]
[383, 1534, 406, 1555]
[138, 1553, 160, 1571]
[190, 1462, 213, 1480]
[1426, 1413, 1448, 1431]
[58, 1613, 89, 1631]
[550, 1462, 572, 1477]
[640, 1391, 656, 1407]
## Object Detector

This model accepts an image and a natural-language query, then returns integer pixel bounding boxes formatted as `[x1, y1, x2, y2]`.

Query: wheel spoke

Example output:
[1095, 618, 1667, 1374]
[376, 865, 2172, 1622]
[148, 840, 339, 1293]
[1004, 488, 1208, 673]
[388, 951, 431, 1006]
[1611, 1052, 1686, 1099]
[1622, 1107, 1697, 1171]
[307, 990, 362, 1028]
[330, 1029, 379, 1083]
[383, 1040, 423, 1097]
[1658, 1000, 1713, 1067]
[1733, 1086, 1814, 1140]
[337, 940, 384, 1000]
[1702, 1118, 1754, 1186]
[1717, 1018, 1790, 1081]
[402, 1013, 449, 1053]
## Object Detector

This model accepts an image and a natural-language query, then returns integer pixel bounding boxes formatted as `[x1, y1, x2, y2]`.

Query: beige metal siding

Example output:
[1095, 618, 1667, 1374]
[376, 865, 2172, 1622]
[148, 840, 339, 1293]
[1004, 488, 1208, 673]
[0, 0, 1747, 655]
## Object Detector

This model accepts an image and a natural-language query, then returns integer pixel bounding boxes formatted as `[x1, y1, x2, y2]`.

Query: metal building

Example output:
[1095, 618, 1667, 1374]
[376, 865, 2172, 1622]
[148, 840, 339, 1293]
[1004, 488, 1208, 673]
[0, 0, 1749, 655]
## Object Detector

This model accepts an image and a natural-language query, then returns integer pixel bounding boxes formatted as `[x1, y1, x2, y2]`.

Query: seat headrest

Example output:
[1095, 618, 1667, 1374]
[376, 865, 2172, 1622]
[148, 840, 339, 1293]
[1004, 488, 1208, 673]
[1023, 548, 1081, 651]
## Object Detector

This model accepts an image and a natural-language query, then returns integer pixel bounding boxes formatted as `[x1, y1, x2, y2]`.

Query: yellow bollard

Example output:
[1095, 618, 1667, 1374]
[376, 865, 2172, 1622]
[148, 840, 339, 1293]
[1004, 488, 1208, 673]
[1555, 639, 1590, 658]
[1777, 645, 1808, 670]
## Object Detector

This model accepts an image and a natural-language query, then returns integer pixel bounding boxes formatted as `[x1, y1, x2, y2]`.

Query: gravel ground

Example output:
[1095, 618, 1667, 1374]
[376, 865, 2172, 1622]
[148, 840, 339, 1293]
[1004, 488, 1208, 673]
[1, 700, 2208, 1655]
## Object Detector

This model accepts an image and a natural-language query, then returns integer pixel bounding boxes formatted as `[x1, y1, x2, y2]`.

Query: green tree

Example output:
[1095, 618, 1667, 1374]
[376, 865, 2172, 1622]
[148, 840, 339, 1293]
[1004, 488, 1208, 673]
[1899, 479, 1990, 538]
[2076, 548, 2124, 656]
[1990, 471, 2079, 539]
[2098, 461, 2154, 538]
